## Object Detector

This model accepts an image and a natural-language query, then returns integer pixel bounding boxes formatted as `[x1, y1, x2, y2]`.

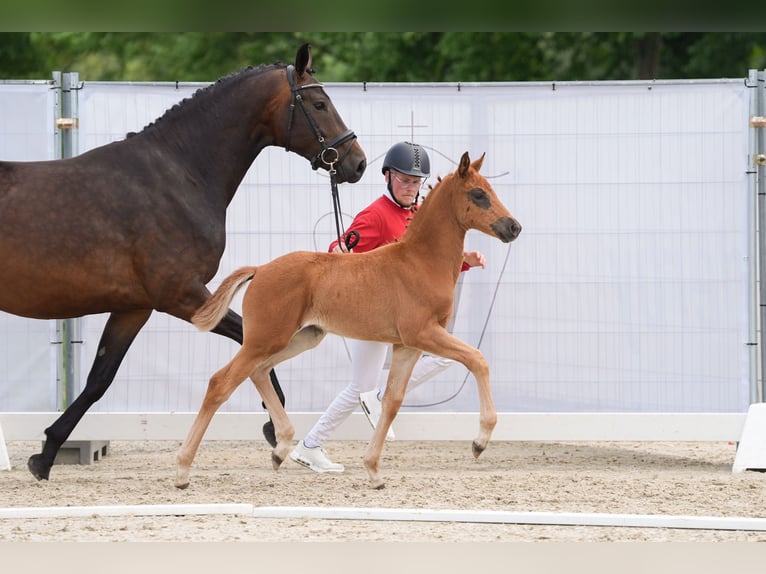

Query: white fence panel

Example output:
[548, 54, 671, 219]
[0, 77, 754, 418]
[0, 81, 59, 411]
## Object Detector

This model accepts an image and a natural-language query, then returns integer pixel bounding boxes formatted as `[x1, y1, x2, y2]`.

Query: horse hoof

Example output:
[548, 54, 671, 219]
[27, 454, 51, 481]
[471, 441, 486, 459]
[175, 482, 190, 490]
[271, 452, 284, 470]
[262, 420, 277, 448]
[373, 483, 386, 490]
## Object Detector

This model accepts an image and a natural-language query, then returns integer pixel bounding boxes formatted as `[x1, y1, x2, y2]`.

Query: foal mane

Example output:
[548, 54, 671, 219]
[131, 62, 287, 137]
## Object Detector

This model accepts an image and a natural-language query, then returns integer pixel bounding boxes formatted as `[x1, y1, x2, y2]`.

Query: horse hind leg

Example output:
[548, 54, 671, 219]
[27, 309, 152, 481]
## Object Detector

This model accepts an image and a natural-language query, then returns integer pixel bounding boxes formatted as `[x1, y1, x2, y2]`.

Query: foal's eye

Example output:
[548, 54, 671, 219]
[469, 188, 491, 209]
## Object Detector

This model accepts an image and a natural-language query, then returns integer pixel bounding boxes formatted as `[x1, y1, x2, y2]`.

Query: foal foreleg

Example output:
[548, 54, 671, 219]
[412, 329, 497, 459]
[175, 351, 254, 489]
[363, 345, 421, 489]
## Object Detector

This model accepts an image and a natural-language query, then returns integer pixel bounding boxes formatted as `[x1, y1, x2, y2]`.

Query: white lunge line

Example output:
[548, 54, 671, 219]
[2, 504, 765, 531]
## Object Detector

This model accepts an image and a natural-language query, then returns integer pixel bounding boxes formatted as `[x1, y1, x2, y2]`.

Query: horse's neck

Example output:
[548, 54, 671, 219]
[143, 70, 277, 206]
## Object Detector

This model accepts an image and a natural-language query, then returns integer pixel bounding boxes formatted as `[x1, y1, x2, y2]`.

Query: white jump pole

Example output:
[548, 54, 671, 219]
[252, 506, 766, 532]
[3, 503, 766, 531]
[0, 503, 253, 519]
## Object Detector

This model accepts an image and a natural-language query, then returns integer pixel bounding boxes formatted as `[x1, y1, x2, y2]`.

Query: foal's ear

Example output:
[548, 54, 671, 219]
[471, 153, 486, 173]
[295, 43, 313, 77]
[458, 151, 471, 178]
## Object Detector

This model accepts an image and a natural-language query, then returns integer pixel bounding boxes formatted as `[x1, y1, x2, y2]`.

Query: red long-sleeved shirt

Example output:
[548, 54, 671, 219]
[328, 194, 470, 271]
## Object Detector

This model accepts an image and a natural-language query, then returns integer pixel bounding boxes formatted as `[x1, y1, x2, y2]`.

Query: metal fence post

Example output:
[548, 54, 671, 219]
[752, 69, 766, 404]
[53, 71, 82, 410]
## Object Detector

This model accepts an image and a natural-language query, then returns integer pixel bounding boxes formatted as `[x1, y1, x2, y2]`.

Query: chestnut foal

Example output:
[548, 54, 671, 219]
[175, 151, 521, 489]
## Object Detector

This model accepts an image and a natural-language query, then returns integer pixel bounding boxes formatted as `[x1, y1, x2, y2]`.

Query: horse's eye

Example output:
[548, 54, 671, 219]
[469, 188, 490, 209]
[314, 101, 327, 111]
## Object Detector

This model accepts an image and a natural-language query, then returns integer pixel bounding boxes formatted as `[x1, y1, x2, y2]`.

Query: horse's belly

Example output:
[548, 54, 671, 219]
[0, 248, 147, 319]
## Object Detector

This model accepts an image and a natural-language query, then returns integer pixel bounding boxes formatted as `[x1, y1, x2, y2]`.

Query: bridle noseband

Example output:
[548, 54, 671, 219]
[284, 65, 357, 172]
[284, 64, 358, 251]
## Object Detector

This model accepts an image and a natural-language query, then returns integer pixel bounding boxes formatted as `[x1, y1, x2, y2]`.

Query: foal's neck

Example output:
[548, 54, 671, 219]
[401, 185, 467, 276]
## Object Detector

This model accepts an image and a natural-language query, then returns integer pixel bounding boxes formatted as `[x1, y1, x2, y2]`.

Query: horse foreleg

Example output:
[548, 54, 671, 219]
[212, 308, 285, 446]
[175, 351, 255, 489]
[363, 345, 420, 489]
[27, 309, 152, 481]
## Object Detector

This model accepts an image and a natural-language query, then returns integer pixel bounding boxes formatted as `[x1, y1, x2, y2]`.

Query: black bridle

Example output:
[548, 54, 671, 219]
[285, 64, 358, 250]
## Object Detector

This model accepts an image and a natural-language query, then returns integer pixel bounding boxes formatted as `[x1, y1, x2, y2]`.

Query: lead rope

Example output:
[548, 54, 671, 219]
[324, 150, 359, 252]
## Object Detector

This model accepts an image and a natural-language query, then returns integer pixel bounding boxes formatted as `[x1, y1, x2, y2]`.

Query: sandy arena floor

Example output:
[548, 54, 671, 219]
[1, 439, 765, 542]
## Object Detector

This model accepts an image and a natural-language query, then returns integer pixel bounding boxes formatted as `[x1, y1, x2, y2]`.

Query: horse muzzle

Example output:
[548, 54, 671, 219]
[310, 130, 367, 183]
[492, 216, 522, 243]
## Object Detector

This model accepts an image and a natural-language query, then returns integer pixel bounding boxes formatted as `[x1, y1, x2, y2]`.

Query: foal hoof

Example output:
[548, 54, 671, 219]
[27, 454, 51, 481]
[471, 441, 486, 459]
[262, 420, 277, 448]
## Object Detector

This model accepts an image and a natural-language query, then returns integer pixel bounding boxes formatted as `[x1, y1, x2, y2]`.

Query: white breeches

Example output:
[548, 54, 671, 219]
[303, 339, 455, 448]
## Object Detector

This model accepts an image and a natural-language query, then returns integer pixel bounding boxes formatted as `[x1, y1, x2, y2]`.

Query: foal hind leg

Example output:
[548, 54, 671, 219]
[249, 326, 327, 470]
[28, 309, 152, 480]
[363, 345, 420, 489]
[250, 368, 294, 470]
[175, 350, 258, 489]
[211, 308, 285, 447]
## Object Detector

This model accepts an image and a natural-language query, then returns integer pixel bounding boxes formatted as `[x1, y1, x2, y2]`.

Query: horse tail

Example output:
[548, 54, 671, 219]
[192, 266, 257, 331]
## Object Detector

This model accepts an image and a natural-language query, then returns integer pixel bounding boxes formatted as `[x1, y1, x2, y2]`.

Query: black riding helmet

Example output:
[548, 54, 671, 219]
[382, 141, 430, 208]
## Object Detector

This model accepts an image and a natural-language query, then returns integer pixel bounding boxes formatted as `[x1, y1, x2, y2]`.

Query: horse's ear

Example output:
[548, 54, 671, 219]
[458, 152, 471, 178]
[295, 43, 313, 77]
[471, 153, 486, 173]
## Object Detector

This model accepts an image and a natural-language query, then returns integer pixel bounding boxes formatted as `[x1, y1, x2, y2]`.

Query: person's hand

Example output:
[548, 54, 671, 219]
[332, 243, 351, 253]
[463, 250, 485, 268]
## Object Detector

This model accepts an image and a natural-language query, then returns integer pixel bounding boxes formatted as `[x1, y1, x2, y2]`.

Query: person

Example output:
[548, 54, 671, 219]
[289, 141, 486, 473]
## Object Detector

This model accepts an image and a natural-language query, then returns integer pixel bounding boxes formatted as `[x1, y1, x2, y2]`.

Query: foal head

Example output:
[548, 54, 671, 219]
[446, 152, 522, 242]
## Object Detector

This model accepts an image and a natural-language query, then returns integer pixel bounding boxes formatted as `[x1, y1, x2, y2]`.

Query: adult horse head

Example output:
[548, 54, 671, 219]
[274, 43, 366, 183]
[0, 43, 366, 481]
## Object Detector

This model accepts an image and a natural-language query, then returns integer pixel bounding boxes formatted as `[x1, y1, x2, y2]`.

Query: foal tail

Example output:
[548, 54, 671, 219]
[192, 266, 257, 332]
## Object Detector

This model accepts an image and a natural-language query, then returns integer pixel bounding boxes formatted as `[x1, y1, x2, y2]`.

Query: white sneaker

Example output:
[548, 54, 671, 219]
[359, 390, 395, 441]
[289, 440, 344, 473]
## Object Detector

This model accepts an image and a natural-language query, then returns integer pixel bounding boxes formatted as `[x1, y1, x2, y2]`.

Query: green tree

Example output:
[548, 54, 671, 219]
[0, 33, 45, 79]
[3, 32, 766, 83]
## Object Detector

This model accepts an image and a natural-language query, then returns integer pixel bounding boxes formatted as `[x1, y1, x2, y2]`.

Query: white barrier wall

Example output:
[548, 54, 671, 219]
[0, 81, 58, 411]
[0, 76, 755, 416]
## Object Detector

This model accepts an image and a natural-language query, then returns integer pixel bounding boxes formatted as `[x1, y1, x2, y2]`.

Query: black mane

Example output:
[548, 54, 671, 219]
[130, 61, 286, 137]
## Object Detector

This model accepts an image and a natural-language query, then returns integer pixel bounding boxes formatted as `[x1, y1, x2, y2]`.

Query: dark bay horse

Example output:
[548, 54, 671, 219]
[0, 43, 366, 481]
[176, 152, 521, 490]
